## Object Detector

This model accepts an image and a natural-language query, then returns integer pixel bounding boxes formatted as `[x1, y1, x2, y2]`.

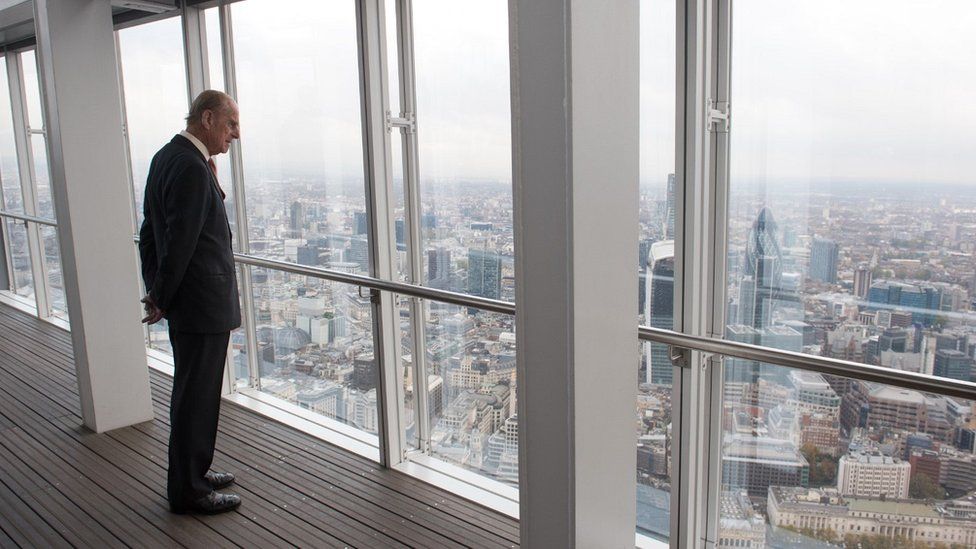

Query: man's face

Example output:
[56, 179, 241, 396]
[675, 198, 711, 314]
[201, 100, 240, 156]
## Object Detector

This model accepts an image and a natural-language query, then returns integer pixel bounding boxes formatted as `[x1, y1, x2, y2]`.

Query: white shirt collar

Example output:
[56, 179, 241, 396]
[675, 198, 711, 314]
[179, 130, 211, 161]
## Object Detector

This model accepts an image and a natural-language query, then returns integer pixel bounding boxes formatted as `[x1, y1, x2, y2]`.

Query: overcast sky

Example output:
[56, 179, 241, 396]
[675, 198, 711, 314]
[116, 0, 976, 190]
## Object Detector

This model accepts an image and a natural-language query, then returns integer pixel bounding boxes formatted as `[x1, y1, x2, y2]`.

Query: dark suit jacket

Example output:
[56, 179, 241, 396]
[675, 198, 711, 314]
[139, 134, 241, 333]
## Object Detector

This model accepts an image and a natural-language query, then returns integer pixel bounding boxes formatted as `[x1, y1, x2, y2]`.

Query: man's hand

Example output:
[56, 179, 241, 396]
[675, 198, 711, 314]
[141, 295, 164, 324]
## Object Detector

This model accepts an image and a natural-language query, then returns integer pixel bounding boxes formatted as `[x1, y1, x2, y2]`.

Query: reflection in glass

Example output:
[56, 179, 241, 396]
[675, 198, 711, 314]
[117, 17, 189, 229]
[251, 267, 377, 434]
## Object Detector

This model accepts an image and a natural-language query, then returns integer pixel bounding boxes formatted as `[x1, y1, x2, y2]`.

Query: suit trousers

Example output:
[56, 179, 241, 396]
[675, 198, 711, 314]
[167, 327, 230, 507]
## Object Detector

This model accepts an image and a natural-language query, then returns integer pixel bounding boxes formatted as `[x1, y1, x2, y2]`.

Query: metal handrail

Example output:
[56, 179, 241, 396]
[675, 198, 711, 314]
[130, 234, 976, 401]
[233, 252, 517, 315]
[0, 210, 57, 227]
[639, 325, 976, 402]
[131, 234, 515, 315]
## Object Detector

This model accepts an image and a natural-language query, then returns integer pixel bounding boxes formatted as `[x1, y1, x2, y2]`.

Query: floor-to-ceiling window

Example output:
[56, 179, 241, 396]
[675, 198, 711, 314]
[117, 15, 189, 356]
[718, 1, 976, 545]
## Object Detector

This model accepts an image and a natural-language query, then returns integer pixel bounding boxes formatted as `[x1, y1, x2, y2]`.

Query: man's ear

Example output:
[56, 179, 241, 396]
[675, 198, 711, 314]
[201, 109, 213, 129]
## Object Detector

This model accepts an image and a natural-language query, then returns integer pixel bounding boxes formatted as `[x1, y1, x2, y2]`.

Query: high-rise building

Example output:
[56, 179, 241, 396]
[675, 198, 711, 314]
[290, 201, 305, 233]
[647, 240, 674, 385]
[854, 266, 873, 299]
[347, 237, 369, 272]
[427, 248, 452, 285]
[665, 173, 676, 239]
[809, 237, 839, 283]
[934, 349, 973, 382]
[354, 211, 368, 235]
[395, 219, 406, 250]
[297, 245, 320, 267]
[736, 208, 784, 330]
[467, 248, 502, 300]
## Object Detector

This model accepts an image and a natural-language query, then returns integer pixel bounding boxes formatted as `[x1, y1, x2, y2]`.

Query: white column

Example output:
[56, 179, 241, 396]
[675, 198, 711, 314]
[513, 0, 638, 546]
[33, 0, 153, 432]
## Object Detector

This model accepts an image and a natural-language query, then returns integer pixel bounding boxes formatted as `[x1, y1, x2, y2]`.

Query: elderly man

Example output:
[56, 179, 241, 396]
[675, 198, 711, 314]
[139, 90, 242, 514]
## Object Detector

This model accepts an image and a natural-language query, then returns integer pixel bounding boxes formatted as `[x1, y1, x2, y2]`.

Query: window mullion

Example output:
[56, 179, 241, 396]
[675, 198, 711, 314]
[218, 4, 261, 391]
[7, 52, 49, 318]
[394, 0, 431, 455]
[359, 0, 407, 468]
[181, 4, 210, 101]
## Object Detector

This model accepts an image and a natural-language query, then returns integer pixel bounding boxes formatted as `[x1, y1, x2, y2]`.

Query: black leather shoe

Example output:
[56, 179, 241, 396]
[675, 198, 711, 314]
[205, 471, 235, 490]
[171, 491, 241, 515]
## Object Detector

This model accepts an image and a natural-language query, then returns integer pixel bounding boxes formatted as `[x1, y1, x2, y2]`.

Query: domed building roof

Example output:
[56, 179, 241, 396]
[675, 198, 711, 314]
[275, 327, 311, 354]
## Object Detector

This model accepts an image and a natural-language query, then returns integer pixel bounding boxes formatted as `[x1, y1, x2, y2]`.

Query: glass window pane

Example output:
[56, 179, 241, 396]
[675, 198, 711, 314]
[251, 267, 378, 434]
[230, 267, 249, 389]
[148, 319, 173, 356]
[424, 303, 517, 485]
[117, 17, 189, 229]
[720, 360, 976, 546]
[203, 7, 225, 93]
[725, 0, 976, 539]
[0, 57, 23, 214]
[231, 0, 366, 272]
[41, 225, 66, 321]
[30, 134, 52, 220]
[19, 51, 43, 132]
[637, 0, 677, 541]
[412, 0, 513, 300]
[399, 295, 418, 450]
[5, 219, 33, 302]
[384, 0, 401, 116]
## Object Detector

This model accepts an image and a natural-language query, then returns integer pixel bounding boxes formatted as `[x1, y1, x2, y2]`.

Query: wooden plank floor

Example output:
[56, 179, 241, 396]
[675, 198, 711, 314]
[0, 303, 519, 548]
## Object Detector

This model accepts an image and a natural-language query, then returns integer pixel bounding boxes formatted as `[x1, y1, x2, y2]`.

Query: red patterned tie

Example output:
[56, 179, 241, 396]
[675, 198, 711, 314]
[207, 157, 226, 200]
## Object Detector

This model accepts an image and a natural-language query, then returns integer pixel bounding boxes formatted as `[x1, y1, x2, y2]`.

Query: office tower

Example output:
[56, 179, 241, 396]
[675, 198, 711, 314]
[934, 349, 973, 382]
[354, 211, 368, 235]
[421, 213, 437, 229]
[427, 247, 452, 285]
[809, 237, 839, 283]
[854, 266, 873, 299]
[878, 327, 908, 353]
[347, 237, 369, 272]
[290, 201, 304, 233]
[639, 239, 652, 271]
[353, 354, 377, 391]
[867, 281, 944, 326]
[297, 244, 320, 267]
[395, 219, 405, 249]
[737, 208, 784, 330]
[467, 248, 502, 300]
[647, 241, 674, 385]
[638, 239, 653, 315]
[665, 173, 675, 239]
